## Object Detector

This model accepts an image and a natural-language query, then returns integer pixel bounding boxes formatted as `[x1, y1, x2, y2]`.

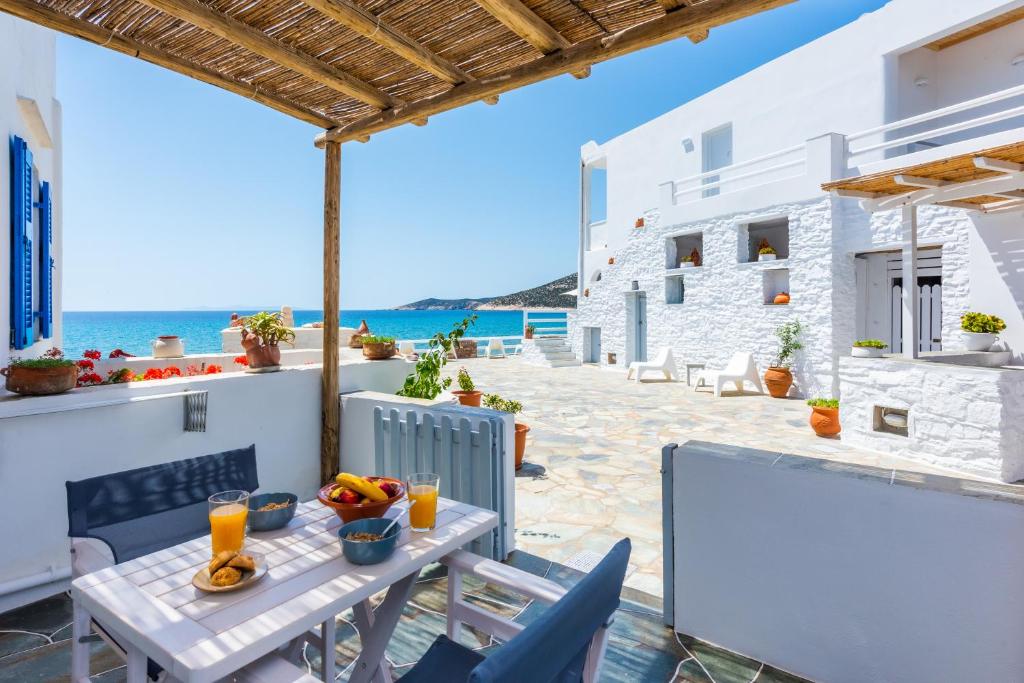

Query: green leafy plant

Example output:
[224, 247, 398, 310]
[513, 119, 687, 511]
[8, 347, 74, 369]
[397, 315, 477, 399]
[679, 255, 693, 263]
[960, 312, 1006, 334]
[772, 320, 803, 368]
[482, 393, 522, 415]
[240, 311, 296, 346]
[456, 367, 475, 392]
[361, 335, 395, 344]
[807, 398, 839, 409]
[853, 339, 887, 349]
[525, 324, 536, 334]
[758, 238, 776, 256]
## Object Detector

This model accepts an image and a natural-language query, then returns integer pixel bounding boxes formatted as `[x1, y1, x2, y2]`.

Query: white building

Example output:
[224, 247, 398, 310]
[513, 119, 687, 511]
[1, 15, 62, 369]
[568, 0, 1024, 481]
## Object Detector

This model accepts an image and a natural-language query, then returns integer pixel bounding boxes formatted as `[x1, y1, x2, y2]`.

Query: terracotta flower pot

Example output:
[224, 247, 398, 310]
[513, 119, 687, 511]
[452, 390, 482, 407]
[810, 406, 841, 437]
[773, 292, 790, 305]
[242, 334, 281, 369]
[763, 366, 793, 398]
[2, 364, 78, 396]
[348, 333, 365, 349]
[514, 423, 530, 470]
[362, 341, 396, 360]
[524, 329, 534, 340]
[455, 340, 478, 359]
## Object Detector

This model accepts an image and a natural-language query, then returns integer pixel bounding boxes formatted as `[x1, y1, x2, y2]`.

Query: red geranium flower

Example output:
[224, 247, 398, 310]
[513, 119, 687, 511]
[142, 367, 164, 381]
[162, 366, 182, 379]
[205, 364, 223, 374]
[233, 355, 248, 366]
[76, 359, 94, 371]
[76, 372, 103, 387]
[83, 349, 102, 360]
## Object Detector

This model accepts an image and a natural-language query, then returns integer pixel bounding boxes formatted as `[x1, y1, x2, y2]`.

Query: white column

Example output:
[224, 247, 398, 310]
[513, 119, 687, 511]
[901, 205, 919, 359]
[578, 161, 590, 297]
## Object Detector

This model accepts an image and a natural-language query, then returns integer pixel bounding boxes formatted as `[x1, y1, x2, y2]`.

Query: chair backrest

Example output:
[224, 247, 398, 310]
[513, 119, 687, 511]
[399, 340, 415, 355]
[488, 338, 503, 351]
[654, 347, 672, 365]
[469, 538, 631, 683]
[66, 445, 259, 564]
[724, 352, 754, 375]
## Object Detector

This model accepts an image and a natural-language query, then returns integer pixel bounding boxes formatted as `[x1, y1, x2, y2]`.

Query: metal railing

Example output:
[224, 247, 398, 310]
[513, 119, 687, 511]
[523, 308, 569, 338]
[668, 143, 807, 204]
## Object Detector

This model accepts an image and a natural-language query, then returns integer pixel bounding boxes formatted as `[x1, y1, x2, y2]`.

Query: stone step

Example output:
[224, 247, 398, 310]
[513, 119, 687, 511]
[541, 351, 577, 361]
[548, 358, 582, 367]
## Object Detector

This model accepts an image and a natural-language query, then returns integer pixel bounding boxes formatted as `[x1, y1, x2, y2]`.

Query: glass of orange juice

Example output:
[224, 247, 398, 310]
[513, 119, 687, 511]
[209, 490, 250, 556]
[406, 473, 440, 532]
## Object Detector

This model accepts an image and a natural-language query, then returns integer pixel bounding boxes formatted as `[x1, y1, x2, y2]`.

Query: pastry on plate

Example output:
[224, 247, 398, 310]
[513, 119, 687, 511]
[210, 566, 242, 587]
[208, 550, 236, 574]
[227, 554, 256, 572]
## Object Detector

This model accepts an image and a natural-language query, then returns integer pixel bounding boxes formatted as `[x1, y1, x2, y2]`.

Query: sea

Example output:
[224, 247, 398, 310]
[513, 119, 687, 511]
[61, 310, 524, 359]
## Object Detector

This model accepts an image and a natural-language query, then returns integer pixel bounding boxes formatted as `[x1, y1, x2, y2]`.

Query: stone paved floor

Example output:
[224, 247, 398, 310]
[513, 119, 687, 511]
[446, 357, 983, 598]
[0, 552, 811, 682]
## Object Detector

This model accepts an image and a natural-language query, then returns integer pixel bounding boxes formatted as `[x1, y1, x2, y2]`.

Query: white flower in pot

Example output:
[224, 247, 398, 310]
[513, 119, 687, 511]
[678, 255, 695, 269]
[960, 312, 1006, 352]
[851, 339, 886, 358]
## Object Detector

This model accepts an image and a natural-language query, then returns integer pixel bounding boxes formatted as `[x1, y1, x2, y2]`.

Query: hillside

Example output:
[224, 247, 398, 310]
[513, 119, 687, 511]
[395, 274, 577, 310]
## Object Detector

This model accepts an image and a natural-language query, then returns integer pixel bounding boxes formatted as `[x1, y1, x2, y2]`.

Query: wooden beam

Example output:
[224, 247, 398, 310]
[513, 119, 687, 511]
[136, 0, 396, 110]
[321, 141, 341, 485]
[0, 0, 338, 129]
[687, 28, 709, 43]
[893, 174, 950, 189]
[924, 7, 1024, 51]
[318, 0, 795, 146]
[658, 0, 694, 10]
[974, 156, 1024, 174]
[300, 0, 471, 85]
[472, 0, 589, 78]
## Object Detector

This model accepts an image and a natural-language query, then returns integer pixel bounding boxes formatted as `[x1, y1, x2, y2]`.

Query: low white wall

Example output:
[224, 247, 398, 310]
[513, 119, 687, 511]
[89, 348, 326, 377]
[0, 356, 409, 612]
[220, 326, 359, 352]
[669, 441, 1024, 683]
[838, 355, 1024, 482]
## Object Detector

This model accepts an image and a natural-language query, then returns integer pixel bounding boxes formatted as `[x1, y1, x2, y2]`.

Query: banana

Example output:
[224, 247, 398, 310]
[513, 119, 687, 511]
[334, 473, 388, 502]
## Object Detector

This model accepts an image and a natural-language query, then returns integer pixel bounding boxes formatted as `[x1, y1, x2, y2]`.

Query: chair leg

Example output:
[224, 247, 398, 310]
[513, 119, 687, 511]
[71, 601, 91, 682]
[582, 623, 612, 683]
[714, 378, 724, 398]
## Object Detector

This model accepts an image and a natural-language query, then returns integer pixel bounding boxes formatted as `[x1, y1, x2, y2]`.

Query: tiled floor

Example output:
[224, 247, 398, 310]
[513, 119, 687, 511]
[445, 358, 993, 597]
[0, 551, 811, 682]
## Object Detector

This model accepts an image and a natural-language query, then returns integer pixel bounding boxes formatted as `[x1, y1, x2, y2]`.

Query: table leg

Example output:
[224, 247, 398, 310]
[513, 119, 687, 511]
[320, 616, 337, 682]
[348, 571, 419, 683]
[351, 602, 390, 683]
[71, 601, 91, 682]
[125, 644, 147, 683]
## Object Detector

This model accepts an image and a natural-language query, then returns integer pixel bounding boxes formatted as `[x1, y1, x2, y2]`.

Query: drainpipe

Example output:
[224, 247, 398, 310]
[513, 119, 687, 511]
[578, 160, 588, 298]
[0, 565, 71, 597]
[901, 205, 920, 359]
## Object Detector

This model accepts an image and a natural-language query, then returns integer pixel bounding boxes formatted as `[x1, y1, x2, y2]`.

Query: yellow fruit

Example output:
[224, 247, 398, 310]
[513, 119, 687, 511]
[335, 473, 388, 502]
[329, 486, 343, 500]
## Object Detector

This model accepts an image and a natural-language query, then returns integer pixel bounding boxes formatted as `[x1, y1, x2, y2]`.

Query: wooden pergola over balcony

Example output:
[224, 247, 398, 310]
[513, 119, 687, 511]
[0, 0, 792, 481]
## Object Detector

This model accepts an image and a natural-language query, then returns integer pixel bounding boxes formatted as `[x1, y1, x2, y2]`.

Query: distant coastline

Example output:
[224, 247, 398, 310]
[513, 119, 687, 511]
[395, 273, 577, 311]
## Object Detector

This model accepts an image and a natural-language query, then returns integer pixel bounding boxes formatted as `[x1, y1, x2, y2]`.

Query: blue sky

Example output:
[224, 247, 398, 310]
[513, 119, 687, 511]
[59, 0, 887, 311]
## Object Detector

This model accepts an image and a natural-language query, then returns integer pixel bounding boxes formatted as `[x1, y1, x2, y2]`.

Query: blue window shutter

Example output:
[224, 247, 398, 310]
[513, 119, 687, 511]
[9, 136, 33, 350]
[39, 181, 53, 339]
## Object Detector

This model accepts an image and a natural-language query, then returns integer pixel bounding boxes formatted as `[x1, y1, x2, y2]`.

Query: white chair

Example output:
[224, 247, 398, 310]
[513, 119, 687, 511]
[626, 347, 678, 382]
[694, 352, 764, 397]
[398, 340, 416, 357]
[486, 338, 506, 359]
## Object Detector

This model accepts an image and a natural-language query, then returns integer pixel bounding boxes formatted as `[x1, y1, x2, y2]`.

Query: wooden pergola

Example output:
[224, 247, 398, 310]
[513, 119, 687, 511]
[1, 0, 791, 481]
[823, 138, 1024, 360]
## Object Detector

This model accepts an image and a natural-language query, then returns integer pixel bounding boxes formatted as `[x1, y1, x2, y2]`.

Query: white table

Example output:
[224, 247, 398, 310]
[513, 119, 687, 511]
[71, 498, 497, 683]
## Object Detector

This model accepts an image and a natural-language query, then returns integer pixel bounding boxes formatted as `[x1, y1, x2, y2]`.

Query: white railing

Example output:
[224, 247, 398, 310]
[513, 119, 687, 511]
[847, 82, 1024, 163]
[587, 219, 609, 251]
[523, 308, 569, 338]
[668, 143, 807, 204]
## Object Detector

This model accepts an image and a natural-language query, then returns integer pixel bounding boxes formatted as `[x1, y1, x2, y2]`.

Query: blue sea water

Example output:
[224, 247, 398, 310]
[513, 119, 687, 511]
[61, 310, 525, 359]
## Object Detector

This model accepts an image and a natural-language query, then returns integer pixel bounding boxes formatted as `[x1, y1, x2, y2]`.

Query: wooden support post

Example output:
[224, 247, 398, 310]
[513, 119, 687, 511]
[321, 141, 341, 485]
[901, 205, 919, 359]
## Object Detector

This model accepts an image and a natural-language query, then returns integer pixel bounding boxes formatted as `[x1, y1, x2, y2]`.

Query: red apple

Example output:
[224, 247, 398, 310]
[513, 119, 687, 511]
[337, 488, 361, 505]
[377, 481, 398, 498]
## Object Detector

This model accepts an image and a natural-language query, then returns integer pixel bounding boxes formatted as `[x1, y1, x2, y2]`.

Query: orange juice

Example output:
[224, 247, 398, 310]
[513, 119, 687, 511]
[408, 485, 439, 531]
[210, 503, 248, 555]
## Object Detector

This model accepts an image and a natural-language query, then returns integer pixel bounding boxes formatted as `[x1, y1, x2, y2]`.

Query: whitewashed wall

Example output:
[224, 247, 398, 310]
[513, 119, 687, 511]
[1, 16, 61, 369]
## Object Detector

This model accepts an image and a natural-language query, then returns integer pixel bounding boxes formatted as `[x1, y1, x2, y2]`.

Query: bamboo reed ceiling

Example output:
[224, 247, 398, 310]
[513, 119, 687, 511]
[1, 0, 791, 143]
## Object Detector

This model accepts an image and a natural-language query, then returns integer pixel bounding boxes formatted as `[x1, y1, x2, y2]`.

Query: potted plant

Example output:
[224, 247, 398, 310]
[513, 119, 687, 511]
[240, 311, 296, 370]
[678, 255, 695, 269]
[2, 348, 77, 396]
[524, 324, 536, 340]
[960, 312, 1006, 351]
[483, 393, 528, 470]
[452, 367, 482, 407]
[807, 398, 841, 437]
[757, 238, 777, 262]
[773, 291, 790, 305]
[398, 316, 477, 399]
[764, 320, 802, 398]
[361, 335, 396, 360]
[852, 339, 887, 358]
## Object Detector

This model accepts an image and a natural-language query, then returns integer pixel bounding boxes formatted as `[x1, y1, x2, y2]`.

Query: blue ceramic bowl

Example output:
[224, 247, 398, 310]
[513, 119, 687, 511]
[248, 493, 298, 532]
[338, 517, 400, 565]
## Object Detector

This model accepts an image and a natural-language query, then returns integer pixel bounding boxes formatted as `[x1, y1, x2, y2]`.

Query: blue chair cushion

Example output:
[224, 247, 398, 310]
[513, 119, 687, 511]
[398, 635, 485, 683]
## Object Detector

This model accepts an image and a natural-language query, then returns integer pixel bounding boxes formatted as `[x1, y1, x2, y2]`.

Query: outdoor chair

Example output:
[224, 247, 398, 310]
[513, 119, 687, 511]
[694, 352, 764, 397]
[66, 446, 259, 681]
[486, 338, 506, 359]
[400, 538, 631, 683]
[398, 340, 416, 357]
[626, 347, 678, 382]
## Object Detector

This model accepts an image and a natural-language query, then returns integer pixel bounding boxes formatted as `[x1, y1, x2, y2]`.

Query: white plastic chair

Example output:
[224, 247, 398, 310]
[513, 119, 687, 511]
[626, 347, 678, 382]
[486, 338, 506, 359]
[398, 340, 415, 357]
[694, 352, 764, 397]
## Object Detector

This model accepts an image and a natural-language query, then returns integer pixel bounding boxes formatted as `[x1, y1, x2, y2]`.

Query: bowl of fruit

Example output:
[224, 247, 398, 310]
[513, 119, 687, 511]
[318, 472, 405, 523]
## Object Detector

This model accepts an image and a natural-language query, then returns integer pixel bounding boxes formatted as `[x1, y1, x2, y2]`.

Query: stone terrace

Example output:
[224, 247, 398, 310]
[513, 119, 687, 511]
[450, 357, 995, 597]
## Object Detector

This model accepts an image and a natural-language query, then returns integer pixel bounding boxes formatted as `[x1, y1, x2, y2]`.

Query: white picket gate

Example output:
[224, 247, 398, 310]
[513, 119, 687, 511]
[373, 407, 510, 560]
[890, 283, 942, 353]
